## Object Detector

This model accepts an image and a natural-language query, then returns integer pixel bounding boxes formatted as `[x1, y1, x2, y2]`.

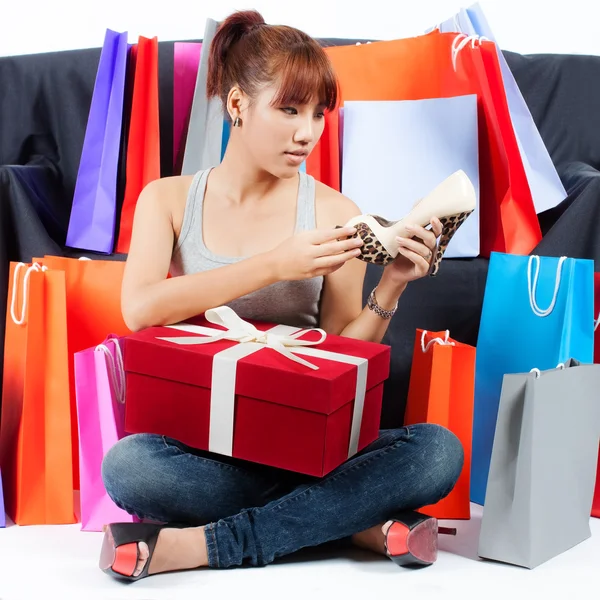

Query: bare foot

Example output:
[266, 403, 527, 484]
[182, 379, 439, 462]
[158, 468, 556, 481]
[351, 521, 394, 556]
[132, 527, 209, 577]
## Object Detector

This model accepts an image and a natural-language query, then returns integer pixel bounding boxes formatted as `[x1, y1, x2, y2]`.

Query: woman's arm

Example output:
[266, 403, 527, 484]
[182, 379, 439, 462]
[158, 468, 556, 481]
[318, 186, 439, 344]
[122, 179, 362, 332]
[121, 180, 280, 331]
[320, 245, 408, 344]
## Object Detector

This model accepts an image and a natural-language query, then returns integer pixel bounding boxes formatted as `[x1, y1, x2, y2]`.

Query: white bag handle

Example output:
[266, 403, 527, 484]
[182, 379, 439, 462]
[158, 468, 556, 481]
[527, 255, 567, 318]
[530, 362, 566, 378]
[594, 311, 599, 332]
[421, 329, 455, 353]
[451, 33, 489, 71]
[10, 262, 47, 326]
[95, 338, 125, 404]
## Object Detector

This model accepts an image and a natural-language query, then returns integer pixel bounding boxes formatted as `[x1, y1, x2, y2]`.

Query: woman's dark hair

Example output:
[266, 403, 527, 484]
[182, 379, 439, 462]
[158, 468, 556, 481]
[206, 10, 338, 119]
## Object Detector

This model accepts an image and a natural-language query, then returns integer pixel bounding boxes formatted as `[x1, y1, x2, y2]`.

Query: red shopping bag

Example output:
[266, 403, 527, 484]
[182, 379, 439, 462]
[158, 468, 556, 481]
[116, 36, 160, 254]
[404, 329, 475, 520]
[307, 32, 541, 257]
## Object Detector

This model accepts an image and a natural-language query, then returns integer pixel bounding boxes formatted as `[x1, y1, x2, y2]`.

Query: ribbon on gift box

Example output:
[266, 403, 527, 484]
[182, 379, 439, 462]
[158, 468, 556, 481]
[157, 306, 368, 459]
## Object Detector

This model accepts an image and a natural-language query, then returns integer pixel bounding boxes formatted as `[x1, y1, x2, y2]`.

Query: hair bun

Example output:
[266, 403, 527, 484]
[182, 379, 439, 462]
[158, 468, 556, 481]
[224, 9, 266, 36]
[206, 10, 266, 99]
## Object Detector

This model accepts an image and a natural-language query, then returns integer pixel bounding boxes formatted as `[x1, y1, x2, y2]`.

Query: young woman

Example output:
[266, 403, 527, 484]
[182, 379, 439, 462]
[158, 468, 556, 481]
[100, 9, 464, 581]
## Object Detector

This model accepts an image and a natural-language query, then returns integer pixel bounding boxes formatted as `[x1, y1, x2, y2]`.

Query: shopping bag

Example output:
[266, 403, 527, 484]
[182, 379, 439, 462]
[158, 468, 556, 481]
[592, 272, 600, 518]
[479, 360, 600, 568]
[32, 255, 130, 489]
[0, 469, 5, 528]
[471, 252, 594, 505]
[0, 262, 76, 525]
[595, 272, 600, 364]
[306, 32, 542, 257]
[341, 96, 480, 258]
[75, 336, 136, 531]
[65, 29, 129, 254]
[173, 42, 202, 174]
[116, 35, 161, 254]
[181, 19, 224, 174]
[431, 2, 567, 214]
[404, 329, 475, 520]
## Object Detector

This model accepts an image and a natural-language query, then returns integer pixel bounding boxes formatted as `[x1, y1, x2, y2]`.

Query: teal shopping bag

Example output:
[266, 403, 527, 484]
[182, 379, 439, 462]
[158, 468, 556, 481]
[471, 252, 594, 505]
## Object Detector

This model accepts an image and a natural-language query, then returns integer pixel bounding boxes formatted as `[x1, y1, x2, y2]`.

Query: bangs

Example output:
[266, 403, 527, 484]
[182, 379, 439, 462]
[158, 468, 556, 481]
[269, 45, 338, 112]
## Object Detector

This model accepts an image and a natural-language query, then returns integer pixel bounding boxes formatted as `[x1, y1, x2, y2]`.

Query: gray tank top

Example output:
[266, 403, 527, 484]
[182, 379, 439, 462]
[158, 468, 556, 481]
[170, 168, 324, 328]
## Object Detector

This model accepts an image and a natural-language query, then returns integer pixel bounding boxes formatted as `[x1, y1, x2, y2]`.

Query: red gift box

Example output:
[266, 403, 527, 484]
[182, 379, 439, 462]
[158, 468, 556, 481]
[123, 307, 390, 476]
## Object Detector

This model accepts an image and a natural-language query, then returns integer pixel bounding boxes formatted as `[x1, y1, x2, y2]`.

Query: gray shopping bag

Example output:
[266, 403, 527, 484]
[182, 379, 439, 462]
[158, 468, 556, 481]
[181, 18, 223, 174]
[478, 359, 600, 568]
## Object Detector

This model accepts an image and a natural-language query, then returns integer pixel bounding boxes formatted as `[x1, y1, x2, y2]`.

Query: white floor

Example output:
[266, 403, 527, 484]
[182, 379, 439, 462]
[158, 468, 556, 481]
[0, 504, 597, 600]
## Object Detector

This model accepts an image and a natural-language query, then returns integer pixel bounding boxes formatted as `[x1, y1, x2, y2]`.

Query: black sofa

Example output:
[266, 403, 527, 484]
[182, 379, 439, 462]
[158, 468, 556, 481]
[1, 38, 600, 428]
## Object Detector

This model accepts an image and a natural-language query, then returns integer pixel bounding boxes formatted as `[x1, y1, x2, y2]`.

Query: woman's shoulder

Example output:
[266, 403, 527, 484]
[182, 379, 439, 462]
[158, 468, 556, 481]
[313, 178, 362, 228]
[136, 174, 196, 215]
[142, 174, 196, 199]
[134, 174, 197, 236]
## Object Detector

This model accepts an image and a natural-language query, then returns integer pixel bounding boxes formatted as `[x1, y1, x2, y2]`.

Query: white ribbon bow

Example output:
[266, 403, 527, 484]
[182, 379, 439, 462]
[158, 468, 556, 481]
[157, 306, 328, 370]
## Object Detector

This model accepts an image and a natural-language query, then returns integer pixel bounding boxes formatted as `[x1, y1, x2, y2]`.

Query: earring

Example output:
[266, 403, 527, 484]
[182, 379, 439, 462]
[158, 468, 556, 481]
[233, 116, 241, 127]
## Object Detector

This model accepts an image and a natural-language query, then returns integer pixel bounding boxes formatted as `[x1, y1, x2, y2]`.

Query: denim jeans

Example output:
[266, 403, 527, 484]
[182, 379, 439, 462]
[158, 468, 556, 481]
[102, 424, 463, 568]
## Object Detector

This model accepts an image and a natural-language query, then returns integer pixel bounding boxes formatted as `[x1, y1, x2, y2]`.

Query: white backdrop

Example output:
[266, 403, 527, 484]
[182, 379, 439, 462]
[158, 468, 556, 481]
[1, 0, 598, 58]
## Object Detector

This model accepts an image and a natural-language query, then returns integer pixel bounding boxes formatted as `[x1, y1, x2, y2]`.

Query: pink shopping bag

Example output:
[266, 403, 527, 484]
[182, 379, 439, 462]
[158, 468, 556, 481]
[74, 335, 136, 531]
[173, 42, 202, 174]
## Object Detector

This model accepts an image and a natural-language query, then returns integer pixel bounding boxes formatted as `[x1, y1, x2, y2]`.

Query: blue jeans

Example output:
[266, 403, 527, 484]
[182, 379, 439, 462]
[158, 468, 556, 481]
[102, 424, 463, 568]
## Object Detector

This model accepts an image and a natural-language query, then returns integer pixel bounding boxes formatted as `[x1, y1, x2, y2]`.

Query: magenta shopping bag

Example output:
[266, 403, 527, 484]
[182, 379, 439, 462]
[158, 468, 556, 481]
[173, 42, 202, 174]
[0, 468, 5, 527]
[74, 336, 135, 531]
[66, 29, 129, 254]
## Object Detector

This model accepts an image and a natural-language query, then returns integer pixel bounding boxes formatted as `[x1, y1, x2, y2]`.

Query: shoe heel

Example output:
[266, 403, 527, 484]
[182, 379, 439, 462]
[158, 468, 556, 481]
[100, 526, 139, 577]
[385, 512, 457, 568]
[99, 522, 174, 581]
[112, 543, 139, 577]
[429, 210, 474, 277]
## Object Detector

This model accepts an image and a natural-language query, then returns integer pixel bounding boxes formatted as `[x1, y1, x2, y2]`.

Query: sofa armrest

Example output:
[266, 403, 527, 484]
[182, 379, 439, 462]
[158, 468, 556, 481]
[534, 161, 600, 268]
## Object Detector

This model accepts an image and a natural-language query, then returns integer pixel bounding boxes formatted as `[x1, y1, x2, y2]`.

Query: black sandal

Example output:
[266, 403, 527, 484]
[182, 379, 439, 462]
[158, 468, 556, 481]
[99, 522, 174, 581]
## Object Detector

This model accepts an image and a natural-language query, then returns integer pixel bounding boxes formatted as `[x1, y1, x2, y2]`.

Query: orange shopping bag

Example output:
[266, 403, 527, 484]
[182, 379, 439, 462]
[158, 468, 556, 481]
[33, 256, 131, 489]
[403, 329, 475, 520]
[115, 35, 160, 254]
[0, 262, 76, 524]
[307, 32, 541, 257]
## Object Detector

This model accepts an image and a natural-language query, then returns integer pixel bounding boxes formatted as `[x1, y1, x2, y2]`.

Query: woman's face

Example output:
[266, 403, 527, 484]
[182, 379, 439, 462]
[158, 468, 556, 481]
[236, 84, 327, 179]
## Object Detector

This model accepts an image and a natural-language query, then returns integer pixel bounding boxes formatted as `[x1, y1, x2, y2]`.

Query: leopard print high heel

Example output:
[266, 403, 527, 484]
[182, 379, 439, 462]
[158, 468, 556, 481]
[342, 170, 476, 275]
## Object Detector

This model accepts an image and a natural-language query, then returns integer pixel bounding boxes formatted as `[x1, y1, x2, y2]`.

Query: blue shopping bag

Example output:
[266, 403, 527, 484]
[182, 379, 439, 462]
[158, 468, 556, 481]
[430, 2, 567, 215]
[471, 252, 594, 505]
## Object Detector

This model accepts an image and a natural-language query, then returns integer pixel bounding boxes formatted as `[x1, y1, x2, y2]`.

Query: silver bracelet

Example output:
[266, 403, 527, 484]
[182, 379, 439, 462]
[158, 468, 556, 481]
[367, 286, 397, 320]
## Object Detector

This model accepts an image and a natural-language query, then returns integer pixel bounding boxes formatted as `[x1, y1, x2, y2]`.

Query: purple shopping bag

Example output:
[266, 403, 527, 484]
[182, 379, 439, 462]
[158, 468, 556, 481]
[74, 335, 136, 531]
[173, 42, 202, 175]
[0, 468, 5, 527]
[66, 29, 129, 254]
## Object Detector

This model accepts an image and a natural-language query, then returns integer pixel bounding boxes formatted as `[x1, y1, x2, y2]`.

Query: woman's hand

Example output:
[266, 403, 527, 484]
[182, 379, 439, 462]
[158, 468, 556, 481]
[385, 217, 443, 284]
[268, 226, 364, 281]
